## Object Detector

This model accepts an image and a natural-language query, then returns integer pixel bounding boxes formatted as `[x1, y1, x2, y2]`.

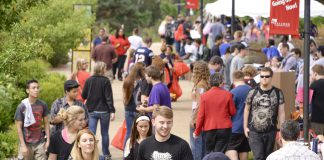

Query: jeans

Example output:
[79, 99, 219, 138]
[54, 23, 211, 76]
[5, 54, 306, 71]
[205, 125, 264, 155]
[190, 126, 206, 160]
[248, 130, 276, 160]
[88, 112, 111, 156]
[205, 128, 231, 154]
[124, 111, 137, 146]
[174, 40, 181, 54]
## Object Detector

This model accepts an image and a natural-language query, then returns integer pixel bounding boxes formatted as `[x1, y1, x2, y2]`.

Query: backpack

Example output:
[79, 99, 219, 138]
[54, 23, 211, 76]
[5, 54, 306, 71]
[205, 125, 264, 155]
[201, 46, 211, 62]
[165, 23, 174, 39]
[249, 86, 281, 107]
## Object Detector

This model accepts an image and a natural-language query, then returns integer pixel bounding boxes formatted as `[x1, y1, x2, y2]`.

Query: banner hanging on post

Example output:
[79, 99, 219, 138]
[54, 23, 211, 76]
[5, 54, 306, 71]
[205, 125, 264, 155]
[186, 0, 199, 10]
[269, 0, 300, 36]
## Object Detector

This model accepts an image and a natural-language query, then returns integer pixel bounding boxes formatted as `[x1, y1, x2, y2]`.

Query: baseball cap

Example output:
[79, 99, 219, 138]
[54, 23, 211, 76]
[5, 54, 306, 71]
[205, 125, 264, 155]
[202, 152, 230, 160]
[64, 80, 79, 91]
[238, 41, 249, 50]
[209, 56, 224, 66]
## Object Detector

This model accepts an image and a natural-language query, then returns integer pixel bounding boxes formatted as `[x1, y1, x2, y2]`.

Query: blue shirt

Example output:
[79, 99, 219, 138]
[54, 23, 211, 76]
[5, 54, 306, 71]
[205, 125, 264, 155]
[230, 85, 251, 133]
[148, 82, 171, 116]
[219, 43, 231, 56]
[262, 45, 280, 60]
[92, 37, 102, 48]
[133, 47, 153, 66]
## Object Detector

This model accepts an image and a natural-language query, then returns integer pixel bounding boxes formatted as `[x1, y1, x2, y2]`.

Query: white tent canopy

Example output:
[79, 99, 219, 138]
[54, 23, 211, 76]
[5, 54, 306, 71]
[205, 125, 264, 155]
[205, 0, 324, 17]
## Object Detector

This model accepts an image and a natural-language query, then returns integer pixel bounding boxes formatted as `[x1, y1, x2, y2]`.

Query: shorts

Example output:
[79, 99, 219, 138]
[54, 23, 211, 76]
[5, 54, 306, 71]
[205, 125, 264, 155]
[226, 133, 251, 152]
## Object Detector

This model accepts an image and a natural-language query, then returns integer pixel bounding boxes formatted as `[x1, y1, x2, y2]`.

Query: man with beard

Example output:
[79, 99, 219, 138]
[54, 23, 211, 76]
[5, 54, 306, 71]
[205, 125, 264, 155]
[136, 106, 193, 160]
[243, 67, 285, 160]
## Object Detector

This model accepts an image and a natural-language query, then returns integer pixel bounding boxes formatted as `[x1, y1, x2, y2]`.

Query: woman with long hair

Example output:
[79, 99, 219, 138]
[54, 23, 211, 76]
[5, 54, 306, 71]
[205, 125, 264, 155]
[124, 113, 152, 160]
[48, 105, 86, 160]
[70, 58, 90, 102]
[190, 61, 210, 160]
[111, 27, 130, 81]
[123, 62, 146, 145]
[81, 61, 116, 160]
[69, 129, 99, 160]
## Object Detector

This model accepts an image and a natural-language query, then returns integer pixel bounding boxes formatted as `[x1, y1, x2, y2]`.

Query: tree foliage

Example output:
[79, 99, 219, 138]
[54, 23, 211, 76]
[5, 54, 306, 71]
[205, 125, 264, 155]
[96, 0, 161, 34]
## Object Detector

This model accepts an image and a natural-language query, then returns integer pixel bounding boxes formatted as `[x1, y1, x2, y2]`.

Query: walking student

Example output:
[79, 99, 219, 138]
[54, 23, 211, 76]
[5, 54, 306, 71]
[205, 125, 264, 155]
[225, 71, 251, 160]
[82, 61, 116, 160]
[190, 61, 210, 160]
[136, 106, 193, 160]
[194, 73, 236, 154]
[136, 65, 171, 117]
[50, 80, 88, 134]
[111, 27, 130, 81]
[15, 80, 50, 160]
[244, 67, 285, 160]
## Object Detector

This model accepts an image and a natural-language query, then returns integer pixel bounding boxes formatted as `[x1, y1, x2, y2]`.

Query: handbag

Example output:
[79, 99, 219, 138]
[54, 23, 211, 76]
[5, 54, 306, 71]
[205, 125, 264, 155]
[111, 120, 127, 150]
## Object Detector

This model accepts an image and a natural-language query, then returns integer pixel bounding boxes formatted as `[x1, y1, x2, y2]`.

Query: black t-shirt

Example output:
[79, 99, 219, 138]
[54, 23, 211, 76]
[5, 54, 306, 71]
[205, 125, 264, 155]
[136, 134, 193, 160]
[246, 86, 285, 132]
[48, 131, 74, 160]
[125, 141, 140, 160]
[310, 79, 324, 123]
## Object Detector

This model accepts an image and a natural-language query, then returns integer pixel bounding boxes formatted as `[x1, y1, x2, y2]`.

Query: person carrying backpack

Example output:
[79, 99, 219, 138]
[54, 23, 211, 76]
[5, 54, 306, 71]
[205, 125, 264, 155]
[165, 16, 175, 45]
[243, 67, 285, 160]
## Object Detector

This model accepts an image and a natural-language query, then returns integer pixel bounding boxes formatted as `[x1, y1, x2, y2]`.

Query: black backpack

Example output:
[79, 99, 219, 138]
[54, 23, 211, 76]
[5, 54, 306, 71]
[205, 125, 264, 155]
[249, 86, 281, 107]
[165, 23, 174, 39]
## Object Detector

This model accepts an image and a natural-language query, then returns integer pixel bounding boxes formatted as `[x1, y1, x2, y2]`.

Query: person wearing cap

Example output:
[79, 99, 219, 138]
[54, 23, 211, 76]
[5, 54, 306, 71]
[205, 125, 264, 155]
[203, 152, 230, 160]
[50, 80, 88, 134]
[194, 73, 236, 154]
[219, 35, 231, 57]
[208, 55, 224, 75]
[230, 42, 248, 83]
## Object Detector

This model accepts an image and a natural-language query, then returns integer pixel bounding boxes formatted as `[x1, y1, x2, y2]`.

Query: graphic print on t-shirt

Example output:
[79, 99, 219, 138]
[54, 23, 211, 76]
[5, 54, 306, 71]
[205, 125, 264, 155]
[150, 151, 172, 160]
[250, 90, 278, 132]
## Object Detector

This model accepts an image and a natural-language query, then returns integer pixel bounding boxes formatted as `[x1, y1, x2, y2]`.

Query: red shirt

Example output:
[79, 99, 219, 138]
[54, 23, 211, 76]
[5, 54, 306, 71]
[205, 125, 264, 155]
[111, 36, 130, 56]
[76, 70, 90, 102]
[194, 87, 236, 136]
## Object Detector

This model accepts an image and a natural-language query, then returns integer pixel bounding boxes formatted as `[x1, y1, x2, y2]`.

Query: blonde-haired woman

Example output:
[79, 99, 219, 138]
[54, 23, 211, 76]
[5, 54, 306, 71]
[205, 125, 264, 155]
[48, 105, 86, 160]
[70, 58, 90, 102]
[81, 61, 116, 159]
[190, 61, 210, 160]
[69, 129, 99, 160]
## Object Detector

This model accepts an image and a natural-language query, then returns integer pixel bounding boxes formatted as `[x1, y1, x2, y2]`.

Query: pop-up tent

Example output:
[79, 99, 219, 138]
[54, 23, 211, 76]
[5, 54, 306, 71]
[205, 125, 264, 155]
[205, 0, 324, 17]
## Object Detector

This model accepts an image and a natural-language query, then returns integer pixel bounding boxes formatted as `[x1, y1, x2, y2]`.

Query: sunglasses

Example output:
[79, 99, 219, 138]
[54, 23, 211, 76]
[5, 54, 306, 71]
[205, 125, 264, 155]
[260, 75, 271, 78]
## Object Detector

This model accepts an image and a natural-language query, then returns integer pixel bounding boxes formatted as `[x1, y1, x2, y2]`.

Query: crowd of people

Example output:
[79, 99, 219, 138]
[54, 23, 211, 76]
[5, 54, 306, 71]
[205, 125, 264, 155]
[14, 13, 324, 160]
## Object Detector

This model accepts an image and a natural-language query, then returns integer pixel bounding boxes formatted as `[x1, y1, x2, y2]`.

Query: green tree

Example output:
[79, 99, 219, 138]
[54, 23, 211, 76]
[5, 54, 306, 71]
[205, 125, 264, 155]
[96, 0, 160, 34]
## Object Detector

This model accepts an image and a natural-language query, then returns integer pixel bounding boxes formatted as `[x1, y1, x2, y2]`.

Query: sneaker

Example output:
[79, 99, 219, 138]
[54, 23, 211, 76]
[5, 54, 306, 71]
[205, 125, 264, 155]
[105, 154, 112, 160]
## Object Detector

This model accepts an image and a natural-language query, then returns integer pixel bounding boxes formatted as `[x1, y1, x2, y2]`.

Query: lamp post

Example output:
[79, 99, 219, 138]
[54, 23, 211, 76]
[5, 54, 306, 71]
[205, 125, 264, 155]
[231, 0, 235, 38]
[200, 0, 204, 42]
[303, 0, 310, 143]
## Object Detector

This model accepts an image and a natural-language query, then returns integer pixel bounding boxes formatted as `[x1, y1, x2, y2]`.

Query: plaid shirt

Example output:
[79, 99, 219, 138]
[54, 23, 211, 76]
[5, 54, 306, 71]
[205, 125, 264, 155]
[50, 97, 88, 133]
[267, 142, 320, 160]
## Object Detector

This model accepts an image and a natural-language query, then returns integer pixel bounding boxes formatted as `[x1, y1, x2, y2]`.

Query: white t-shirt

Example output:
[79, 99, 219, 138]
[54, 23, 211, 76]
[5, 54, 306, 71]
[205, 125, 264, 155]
[128, 35, 143, 50]
[185, 44, 198, 62]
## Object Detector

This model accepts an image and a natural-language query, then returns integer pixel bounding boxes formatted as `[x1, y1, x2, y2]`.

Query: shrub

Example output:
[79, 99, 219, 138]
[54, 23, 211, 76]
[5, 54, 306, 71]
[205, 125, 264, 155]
[0, 125, 18, 159]
[39, 73, 66, 108]
[15, 59, 50, 88]
[0, 73, 23, 132]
